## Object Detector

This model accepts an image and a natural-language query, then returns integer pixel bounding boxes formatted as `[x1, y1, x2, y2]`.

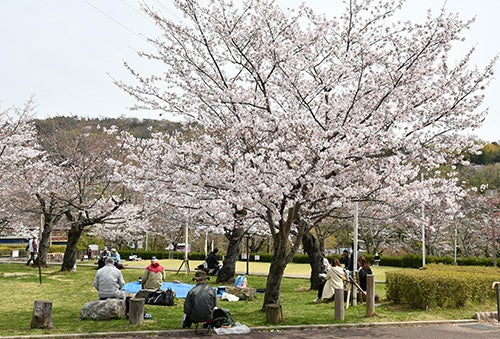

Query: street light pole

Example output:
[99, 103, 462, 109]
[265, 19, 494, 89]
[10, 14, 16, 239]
[486, 189, 498, 267]
[421, 173, 426, 268]
[353, 201, 359, 307]
[454, 225, 458, 266]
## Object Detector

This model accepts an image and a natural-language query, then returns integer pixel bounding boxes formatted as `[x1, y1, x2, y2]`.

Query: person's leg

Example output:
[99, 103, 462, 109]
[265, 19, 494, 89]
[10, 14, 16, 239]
[181, 313, 192, 328]
[319, 280, 326, 299]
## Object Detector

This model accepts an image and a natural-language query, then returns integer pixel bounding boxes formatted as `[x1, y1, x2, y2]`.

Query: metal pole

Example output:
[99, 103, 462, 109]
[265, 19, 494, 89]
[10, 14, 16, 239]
[184, 222, 190, 273]
[454, 225, 457, 266]
[492, 205, 497, 268]
[421, 173, 426, 268]
[38, 213, 43, 285]
[353, 201, 359, 307]
[246, 236, 249, 275]
[496, 283, 500, 322]
[204, 229, 208, 258]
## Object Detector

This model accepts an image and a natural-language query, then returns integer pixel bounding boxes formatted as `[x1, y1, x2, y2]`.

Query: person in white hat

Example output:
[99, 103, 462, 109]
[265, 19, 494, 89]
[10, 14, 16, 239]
[141, 257, 165, 290]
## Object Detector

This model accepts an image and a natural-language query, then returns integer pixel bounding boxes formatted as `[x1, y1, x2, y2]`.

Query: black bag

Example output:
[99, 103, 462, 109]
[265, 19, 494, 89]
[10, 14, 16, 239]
[146, 288, 176, 306]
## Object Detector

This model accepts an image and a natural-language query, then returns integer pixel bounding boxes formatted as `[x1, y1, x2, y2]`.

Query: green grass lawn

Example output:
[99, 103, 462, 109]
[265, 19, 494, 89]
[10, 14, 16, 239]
[0, 261, 496, 337]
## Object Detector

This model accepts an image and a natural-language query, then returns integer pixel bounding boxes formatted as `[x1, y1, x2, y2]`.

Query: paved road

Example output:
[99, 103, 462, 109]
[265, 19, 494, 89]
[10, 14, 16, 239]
[58, 322, 499, 339]
[2, 322, 499, 339]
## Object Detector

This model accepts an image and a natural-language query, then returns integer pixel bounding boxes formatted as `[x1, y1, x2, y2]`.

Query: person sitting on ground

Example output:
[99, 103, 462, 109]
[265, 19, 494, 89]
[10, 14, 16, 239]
[94, 257, 126, 300]
[316, 258, 345, 303]
[97, 247, 109, 269]
[141, 257, 165, 290]
[181, 271, 217, 328]
[205, 248, 220, 275]
[357, 255, 373, 292]
[110, 248, 123, 268]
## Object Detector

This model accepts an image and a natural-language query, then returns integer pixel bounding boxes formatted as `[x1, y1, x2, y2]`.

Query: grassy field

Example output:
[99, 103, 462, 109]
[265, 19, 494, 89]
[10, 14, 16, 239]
[0, 260, 496, 337]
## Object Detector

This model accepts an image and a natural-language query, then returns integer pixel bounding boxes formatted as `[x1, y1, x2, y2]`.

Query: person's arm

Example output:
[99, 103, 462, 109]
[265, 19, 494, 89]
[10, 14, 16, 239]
[93, 272, 99, 290]
[118, 271, 125, 289]
[184, 291, 193, 314]
[141, 270, 149, 288]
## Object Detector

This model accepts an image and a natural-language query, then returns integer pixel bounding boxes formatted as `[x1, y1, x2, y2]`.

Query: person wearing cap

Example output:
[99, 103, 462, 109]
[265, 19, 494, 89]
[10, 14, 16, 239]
[94, 256, 126, 300]
[141, 257, 165, 290]
[110, 248, 121, 267]
[181, 271, 217, 328]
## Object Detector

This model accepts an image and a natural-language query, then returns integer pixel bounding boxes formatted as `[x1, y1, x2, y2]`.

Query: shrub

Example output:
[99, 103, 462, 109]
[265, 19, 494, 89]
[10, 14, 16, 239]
[386, 264, 498, 309]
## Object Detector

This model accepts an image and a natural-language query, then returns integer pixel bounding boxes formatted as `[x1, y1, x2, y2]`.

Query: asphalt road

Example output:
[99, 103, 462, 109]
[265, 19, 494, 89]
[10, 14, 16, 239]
[129, 323, 500, 339]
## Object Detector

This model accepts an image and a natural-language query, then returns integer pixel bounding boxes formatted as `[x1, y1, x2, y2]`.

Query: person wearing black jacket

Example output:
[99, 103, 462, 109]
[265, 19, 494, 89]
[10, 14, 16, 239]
[205, 248, 220, 275]
[182, 271, 217, 328]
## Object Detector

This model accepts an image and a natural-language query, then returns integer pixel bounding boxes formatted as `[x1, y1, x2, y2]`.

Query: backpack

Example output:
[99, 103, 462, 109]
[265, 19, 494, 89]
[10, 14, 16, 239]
[146, 288, 176, 306]
[234, 275, 247, 288]
[211, 308, 236, 328]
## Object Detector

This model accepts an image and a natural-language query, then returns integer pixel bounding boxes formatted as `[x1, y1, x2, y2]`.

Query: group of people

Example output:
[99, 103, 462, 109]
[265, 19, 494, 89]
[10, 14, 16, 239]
[314, 249, 373, 303]
[93, 253, 216, 327]
[97, 247, 123, 269]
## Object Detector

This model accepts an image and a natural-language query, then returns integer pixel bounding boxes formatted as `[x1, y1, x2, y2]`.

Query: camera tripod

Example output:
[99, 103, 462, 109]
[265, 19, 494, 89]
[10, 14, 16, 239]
[345, 271, 366, 309]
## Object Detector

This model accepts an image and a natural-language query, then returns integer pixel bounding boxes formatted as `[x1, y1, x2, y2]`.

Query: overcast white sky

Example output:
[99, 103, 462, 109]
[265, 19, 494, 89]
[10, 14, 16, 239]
[1, 0, 498, 142]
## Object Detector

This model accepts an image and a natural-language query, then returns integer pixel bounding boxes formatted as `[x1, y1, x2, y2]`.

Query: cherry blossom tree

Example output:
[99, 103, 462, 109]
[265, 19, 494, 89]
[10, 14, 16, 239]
[117, 0, 495, 309]
[0, 100, 45, 239]
[32, 121, 132, 271]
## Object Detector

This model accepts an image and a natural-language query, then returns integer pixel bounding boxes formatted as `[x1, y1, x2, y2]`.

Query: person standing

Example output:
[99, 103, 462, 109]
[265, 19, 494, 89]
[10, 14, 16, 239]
[141, 257, 165, 290]
[26, 236, 37, 266]
[181, 271, 217, 328]
[94, 257, 126, 300]
[340, 249, 351, 270]
[314, 251, 331, 303]
[86, 246, 93, 261]
[357, 255, 373, 292]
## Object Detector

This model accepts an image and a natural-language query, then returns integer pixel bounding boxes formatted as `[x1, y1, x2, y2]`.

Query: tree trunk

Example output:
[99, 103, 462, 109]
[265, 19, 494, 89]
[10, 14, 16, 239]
[61, 223, 83, 271]
[129, 298, 145, 325]
[35, 194, 64, 267]
[31, 300, 52, 329]
[262, 250, 287, 310]
[302, 231, 323, 291]
[37, 217, 56, 267]
[216, 227, 245, 284]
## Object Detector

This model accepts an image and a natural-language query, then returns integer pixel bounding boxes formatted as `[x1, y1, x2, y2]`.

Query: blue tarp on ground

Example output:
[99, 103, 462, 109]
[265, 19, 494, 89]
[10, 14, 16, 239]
[123, 281, 196, 298]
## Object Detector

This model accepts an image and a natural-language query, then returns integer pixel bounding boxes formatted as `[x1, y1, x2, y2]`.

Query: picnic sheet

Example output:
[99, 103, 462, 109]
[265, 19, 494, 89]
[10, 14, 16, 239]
[122, 281, 195, 298]
[123, 281, 225, 298]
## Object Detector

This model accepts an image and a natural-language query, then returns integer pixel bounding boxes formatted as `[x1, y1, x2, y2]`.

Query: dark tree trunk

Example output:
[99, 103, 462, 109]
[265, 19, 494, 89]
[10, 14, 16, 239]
[216, 227, 245, 284]
[261, 212, 308, 311]
[302, 231, 323, 291]
[262, 244, 287, 309]
[36, 219, 53, 267]
[35, 194, 64, 267]
[61, 223, 84, 271]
